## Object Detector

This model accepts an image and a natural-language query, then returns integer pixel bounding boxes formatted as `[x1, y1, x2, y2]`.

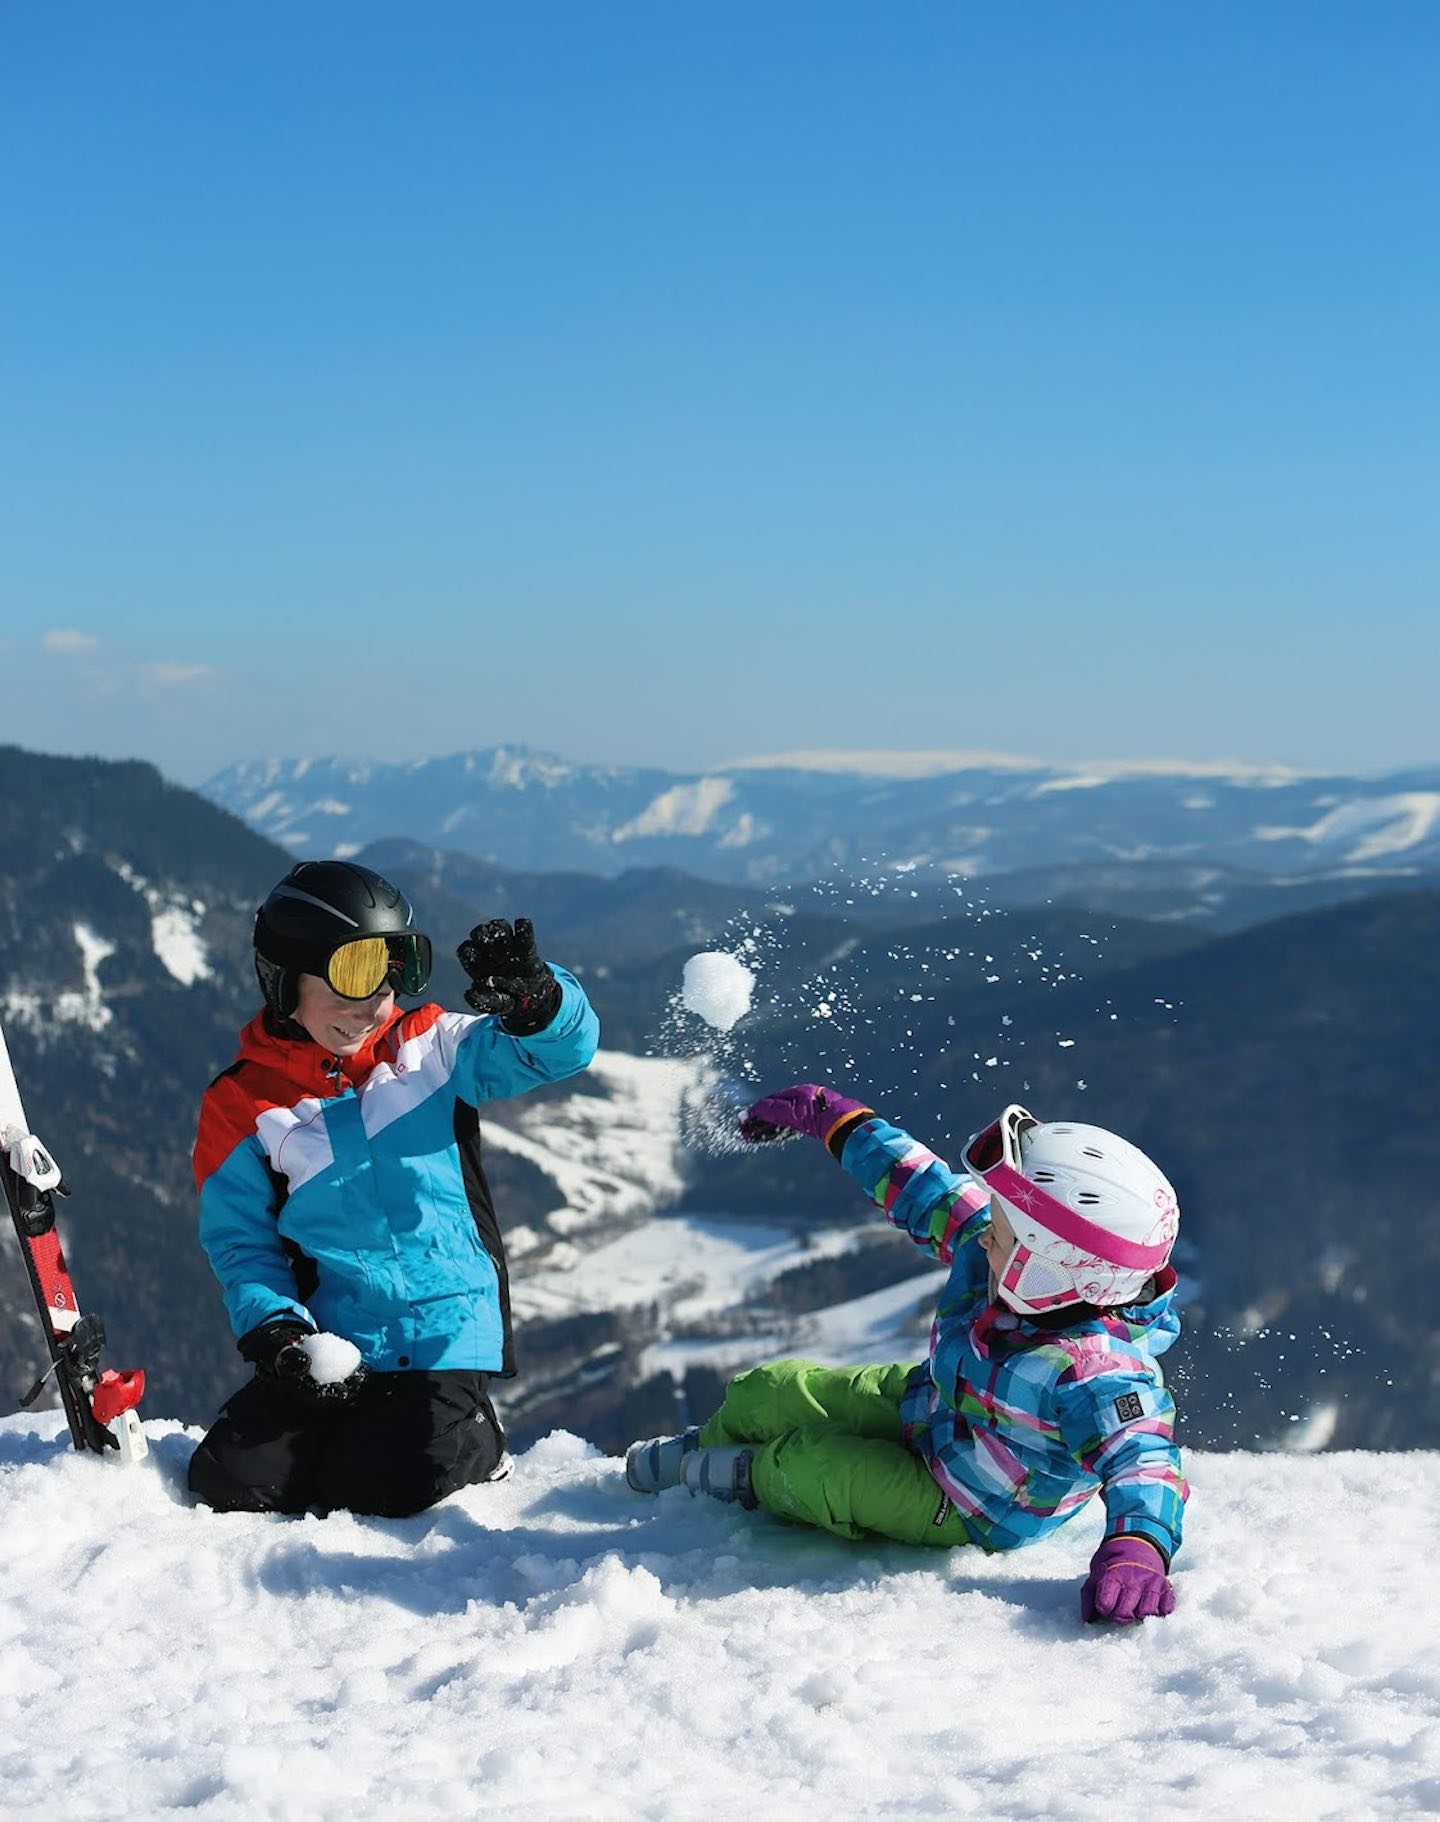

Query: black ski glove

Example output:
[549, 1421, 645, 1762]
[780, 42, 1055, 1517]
[240, 1319, 314, 1380]
[457, 916, 562, 1036]
[238, 1319, 367, 1407]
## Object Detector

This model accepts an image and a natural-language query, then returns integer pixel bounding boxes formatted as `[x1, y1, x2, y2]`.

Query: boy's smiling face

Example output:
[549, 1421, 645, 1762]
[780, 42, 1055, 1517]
[293, 972, 395, 1056]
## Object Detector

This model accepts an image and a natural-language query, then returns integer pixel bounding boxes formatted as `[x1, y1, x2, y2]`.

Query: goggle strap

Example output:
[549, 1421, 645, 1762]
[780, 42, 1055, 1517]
[982, 1159, 1171, 1271]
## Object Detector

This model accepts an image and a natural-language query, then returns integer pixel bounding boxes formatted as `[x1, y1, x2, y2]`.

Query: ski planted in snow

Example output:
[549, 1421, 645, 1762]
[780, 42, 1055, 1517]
[0, 1017, 146, 1462]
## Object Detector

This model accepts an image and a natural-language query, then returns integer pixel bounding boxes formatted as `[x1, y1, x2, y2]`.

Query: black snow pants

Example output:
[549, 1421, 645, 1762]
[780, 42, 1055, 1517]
[187, 1369, 506, 1518]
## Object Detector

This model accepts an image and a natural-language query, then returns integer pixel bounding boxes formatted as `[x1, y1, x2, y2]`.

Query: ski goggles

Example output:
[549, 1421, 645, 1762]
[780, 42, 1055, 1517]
[323, 932, 433, 1000]
[961, 1103, 1169, 1271]
[961, 1104, 1038, 1179]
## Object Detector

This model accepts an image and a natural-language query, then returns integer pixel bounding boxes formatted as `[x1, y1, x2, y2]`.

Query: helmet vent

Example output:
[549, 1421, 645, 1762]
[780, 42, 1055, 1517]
[1077, 1191, 1102, 1205]
[1032, 1170, 1057, 1183]
[1081, 1146, 1105, 1159]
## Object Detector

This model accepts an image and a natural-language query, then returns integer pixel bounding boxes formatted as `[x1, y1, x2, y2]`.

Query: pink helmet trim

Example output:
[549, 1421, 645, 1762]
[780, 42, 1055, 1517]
[982, 1160, 1172, 1270]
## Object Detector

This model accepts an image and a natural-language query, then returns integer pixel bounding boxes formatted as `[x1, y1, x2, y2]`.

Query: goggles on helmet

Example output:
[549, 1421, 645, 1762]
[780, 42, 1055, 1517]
[961, 1105, 1037, 1177]
[322, 932, 433, 1001]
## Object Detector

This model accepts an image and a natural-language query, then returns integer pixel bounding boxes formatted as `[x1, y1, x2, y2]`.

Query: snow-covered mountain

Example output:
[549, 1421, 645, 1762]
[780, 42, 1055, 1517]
[5, 1408, 1438, 1820]
[201, 745, 1440, 886]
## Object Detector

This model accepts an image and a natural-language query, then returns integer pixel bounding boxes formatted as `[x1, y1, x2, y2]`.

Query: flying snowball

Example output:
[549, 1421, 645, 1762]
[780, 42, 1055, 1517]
[681, 952, 755, 1032]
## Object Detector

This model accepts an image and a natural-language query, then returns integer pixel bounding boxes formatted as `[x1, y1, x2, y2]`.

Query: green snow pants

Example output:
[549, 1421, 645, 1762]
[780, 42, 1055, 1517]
[697, 1358, 974, 1549]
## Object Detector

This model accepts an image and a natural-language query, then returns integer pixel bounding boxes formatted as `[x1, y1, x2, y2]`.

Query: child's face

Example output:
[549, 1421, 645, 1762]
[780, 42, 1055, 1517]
[293, 972, 395, 1056]
[977, 1204, 1018, 1297]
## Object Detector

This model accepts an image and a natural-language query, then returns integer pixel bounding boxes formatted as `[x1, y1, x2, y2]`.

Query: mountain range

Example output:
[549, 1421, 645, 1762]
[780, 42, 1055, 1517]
[2, 742, 1434, 1460]
[202, 745, 1440, 894]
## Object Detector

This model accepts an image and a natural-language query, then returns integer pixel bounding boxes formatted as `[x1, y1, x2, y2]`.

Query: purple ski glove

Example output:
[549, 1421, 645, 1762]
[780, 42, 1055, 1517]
[739, 1083, 874, 1149]
[1081, 1537, 1176, 1624]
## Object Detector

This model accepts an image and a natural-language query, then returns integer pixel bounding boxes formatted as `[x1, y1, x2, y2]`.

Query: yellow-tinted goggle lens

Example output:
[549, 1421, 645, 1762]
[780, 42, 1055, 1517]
[326, 936, 392, 999]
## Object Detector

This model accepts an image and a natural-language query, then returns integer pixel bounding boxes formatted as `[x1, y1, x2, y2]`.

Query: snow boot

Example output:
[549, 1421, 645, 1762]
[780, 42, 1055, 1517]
[680, 1445, 757, 1509]
[625, 1426, 702, 1494]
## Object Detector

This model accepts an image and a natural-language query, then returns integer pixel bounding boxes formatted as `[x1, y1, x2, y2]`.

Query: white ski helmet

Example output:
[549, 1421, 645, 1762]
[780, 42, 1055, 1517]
[961, 1105, 1179, 1316]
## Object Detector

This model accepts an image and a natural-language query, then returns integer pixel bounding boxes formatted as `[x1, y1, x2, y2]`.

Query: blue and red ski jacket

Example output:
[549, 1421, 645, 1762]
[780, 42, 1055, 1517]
[193, 972, 599, 1375]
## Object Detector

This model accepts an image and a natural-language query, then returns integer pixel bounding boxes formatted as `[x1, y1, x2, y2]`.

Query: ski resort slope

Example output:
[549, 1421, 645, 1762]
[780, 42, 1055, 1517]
[2, 1414, 1438, 1822]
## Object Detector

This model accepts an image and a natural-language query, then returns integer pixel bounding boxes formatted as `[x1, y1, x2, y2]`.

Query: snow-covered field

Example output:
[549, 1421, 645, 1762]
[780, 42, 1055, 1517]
[4, 1412, 1438, 1821]
[486, 1050, 701, 1262]
[642, 1263, 942, 1384]
[512, 1211, 864, 1324]
[509, 1196, 946, 1387]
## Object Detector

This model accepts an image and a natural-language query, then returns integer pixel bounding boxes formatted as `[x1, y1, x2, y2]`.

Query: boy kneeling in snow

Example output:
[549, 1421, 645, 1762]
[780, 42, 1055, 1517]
[188, 861, 598, 1519]
[626, 1089, 1186, 1624]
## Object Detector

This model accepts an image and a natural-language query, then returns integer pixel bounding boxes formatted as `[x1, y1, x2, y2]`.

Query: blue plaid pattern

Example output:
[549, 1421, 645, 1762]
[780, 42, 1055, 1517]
[838, 1117, 1189, 1562]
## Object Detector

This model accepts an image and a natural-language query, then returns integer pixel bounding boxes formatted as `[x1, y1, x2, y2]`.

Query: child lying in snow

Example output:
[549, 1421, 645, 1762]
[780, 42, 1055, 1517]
[626, 1087, 1186, 1624]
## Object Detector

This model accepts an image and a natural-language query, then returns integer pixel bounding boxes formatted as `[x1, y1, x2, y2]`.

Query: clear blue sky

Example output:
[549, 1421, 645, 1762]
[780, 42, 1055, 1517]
[2, 2, 1436, 784]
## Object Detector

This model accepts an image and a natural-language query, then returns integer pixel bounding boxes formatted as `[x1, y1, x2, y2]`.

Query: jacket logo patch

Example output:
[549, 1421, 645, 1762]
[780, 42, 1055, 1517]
[1114, 1392, 1145, 1423]
[932, 1496, 952, 1528]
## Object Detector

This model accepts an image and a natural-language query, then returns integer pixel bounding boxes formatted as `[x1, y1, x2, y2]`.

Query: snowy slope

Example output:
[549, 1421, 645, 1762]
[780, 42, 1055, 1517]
[485, 1050, 702, 1265]
[4, 1411, 1438, 1821]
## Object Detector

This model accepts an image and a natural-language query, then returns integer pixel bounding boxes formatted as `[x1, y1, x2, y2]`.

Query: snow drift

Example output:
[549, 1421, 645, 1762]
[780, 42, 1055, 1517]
[2, 1412, 1438, 1820]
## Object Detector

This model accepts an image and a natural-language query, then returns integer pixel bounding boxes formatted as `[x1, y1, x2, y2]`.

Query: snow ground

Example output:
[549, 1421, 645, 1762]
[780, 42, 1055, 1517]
[3, 1412, 1438, 1821]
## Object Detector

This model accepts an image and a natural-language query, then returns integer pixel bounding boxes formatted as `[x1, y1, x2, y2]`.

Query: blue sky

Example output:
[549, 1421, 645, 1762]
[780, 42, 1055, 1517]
[2, 2, 1436, 785]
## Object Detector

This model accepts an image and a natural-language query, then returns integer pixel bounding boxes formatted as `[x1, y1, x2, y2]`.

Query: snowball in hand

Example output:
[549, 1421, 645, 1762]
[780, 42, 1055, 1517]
[298, 1332, 362, 1385]
[681, 952, 755, 1032]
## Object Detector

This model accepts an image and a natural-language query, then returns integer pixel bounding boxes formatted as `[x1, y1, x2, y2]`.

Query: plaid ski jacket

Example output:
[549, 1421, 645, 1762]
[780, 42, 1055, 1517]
[838, 1116, 1188, 1562]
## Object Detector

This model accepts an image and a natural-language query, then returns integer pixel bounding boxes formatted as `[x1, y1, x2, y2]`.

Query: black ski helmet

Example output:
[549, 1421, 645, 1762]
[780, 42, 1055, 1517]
[253, 860, 432, 1021]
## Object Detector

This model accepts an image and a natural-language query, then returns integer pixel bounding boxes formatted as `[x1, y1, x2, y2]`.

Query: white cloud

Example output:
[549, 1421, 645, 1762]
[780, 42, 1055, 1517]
[42, 629, 101, 654]
[136, 662, 219, 690]
[39, 649, 222, 701]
